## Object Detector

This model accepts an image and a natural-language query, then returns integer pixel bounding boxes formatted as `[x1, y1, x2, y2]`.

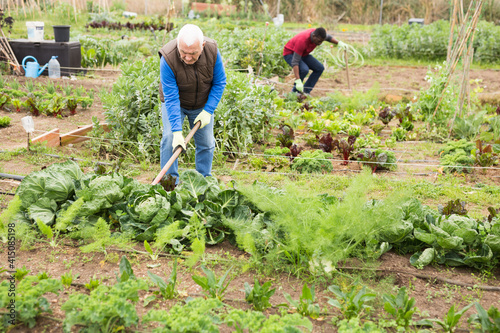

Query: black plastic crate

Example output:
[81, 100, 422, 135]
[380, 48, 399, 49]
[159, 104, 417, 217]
[8, 39, 82, 76]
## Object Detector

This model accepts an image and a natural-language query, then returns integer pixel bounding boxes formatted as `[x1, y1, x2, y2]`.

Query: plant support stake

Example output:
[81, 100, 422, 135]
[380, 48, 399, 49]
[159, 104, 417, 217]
[344, 49, 351, 91]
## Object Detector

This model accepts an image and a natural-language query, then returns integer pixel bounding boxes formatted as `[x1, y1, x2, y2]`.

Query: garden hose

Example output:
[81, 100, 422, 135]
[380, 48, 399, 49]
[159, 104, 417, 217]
[324, 42, 364, 68]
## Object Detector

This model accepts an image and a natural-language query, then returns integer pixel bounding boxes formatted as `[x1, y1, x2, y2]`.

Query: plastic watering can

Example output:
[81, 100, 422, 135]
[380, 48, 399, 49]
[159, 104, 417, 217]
[22, 56, 49, 78]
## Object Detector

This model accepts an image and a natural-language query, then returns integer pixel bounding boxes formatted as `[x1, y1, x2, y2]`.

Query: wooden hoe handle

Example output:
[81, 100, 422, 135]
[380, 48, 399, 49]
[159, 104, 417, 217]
[151, 121, 202, 185]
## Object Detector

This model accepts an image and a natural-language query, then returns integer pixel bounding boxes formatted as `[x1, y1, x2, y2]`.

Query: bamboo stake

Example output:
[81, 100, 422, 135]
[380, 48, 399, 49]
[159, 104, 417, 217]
[21, 0, 27, 18]
[7, 0, 10, 16]
[73, 0, 78, 22]
[430, 0, 482, 121]
[459, 0, 464, 23]
[448, 0, 475, 67]
[0, 28, 21, 75]
[446, 0, 458, 63]
[344, 49, 351, 91]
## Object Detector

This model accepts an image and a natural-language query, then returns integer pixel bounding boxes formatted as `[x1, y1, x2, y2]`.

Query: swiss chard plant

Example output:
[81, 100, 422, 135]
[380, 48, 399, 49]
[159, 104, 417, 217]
[357, 148, 397, 173]
[471, 140, 497, 167]
[333, 135, 357, 165]
[379, 106, 395, 125]
[276, 125, 294, 148]
[431, 303, 473, 333]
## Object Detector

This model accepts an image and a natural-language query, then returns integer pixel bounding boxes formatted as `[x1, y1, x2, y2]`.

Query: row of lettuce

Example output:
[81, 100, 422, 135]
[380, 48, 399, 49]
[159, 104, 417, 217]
[1, 160, 499, 272]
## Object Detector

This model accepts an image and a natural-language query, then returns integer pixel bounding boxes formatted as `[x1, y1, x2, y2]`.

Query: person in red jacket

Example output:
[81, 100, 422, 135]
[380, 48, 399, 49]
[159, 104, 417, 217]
[283, 27, 344, 94]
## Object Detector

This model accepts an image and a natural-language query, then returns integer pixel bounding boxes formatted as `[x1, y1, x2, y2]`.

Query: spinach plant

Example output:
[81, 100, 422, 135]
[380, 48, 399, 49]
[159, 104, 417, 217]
[468, 302, 500, 333]
[244, 278, 276, 311]
[382, 287, 417, 329]
[147, 259, 178, 300]
[283, 283, 320, 319]
[192, 265, 233, 300]
[327, 283, 376, 319]
[432, 303, 473, 333]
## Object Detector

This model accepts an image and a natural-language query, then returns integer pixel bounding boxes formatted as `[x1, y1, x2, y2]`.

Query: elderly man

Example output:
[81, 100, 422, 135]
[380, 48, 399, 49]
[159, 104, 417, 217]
[283, 27, 345, 95]
[159, 24, 226, 183]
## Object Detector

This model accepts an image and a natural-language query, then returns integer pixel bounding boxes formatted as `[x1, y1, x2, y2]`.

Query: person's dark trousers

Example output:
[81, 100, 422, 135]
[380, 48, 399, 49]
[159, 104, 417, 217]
[284, 54, 324, 94]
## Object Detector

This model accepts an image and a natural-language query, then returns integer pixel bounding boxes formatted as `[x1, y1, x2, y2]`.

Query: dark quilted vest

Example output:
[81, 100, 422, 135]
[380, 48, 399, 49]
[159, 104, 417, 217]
[159, 37, 218, 110]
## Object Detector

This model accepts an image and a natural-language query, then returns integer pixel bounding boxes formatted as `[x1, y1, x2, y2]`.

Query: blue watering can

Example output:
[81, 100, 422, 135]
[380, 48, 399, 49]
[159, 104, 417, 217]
[22, 56, 49, 78]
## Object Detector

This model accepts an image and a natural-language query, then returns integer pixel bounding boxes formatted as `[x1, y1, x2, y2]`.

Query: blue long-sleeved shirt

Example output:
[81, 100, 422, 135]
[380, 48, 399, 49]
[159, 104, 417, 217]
[160, 50, 226, 132]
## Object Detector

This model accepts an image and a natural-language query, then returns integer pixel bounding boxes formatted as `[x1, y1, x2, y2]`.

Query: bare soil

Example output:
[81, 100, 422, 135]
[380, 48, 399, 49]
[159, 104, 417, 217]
[1, 65, 500, 332]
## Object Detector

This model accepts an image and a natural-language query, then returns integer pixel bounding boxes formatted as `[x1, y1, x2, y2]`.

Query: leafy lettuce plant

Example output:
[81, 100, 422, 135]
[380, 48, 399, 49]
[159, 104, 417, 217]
[62, 278, 148, 332]
[379, 106, 395, 125]
[0, 275, 63, 328]
[291, 150, 333, 174]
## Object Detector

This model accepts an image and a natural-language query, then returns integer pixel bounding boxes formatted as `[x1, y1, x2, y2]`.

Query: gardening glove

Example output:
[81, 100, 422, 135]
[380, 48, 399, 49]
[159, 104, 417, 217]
[172, 131, 186, 153]
[294, 79, 304, 93]
[194, 110, 212, 129]
[337, 41, 348, 48]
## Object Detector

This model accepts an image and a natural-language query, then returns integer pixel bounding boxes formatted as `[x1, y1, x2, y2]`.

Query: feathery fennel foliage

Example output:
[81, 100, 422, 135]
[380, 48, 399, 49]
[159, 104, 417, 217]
[79, 218, 132, 254]
[0, 195, 21, 241]
[236, 170, 412, 268]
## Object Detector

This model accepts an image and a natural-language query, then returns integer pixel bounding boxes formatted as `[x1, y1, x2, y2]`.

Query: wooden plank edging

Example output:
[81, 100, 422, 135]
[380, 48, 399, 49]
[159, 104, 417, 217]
[60, 123, 109, 146]
[31, 128, 60, 147]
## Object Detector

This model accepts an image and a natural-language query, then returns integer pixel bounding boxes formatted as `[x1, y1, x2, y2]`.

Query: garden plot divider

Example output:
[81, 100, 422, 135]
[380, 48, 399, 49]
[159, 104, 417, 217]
[31, 123, 109, 147]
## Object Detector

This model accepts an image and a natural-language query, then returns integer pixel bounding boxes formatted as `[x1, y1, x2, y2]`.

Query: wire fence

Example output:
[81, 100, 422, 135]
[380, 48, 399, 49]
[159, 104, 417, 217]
[15, 128, 500, 176]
